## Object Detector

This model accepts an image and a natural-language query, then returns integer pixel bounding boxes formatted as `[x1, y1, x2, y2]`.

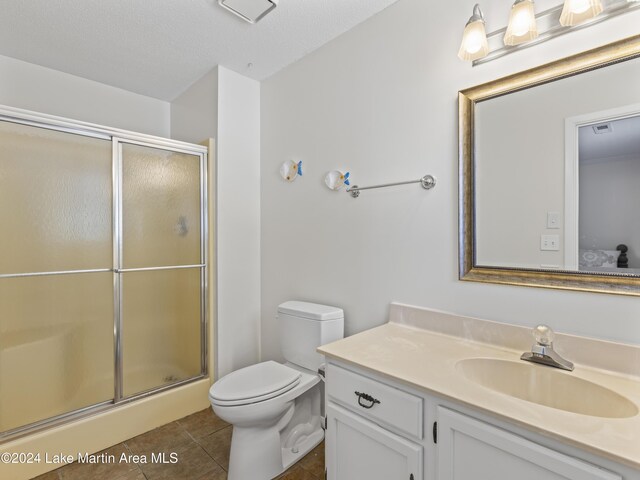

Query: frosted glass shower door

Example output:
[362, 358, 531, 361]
[0, 108, 208, 440]
[118, 142, 204, 397]
[0, 120, 114, 433]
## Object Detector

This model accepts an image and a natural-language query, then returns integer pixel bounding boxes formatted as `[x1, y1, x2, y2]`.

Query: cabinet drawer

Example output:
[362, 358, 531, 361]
[327, 363, 423, 439]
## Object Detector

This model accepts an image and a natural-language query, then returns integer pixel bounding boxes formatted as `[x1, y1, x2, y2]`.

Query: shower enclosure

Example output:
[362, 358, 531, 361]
[0, 107, 208, 440]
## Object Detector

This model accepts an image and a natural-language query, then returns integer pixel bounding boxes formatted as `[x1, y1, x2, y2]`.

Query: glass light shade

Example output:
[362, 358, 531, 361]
[559, 0, 603, 26]
[504, 0, 538, 46]
[458, 20, 489, 61]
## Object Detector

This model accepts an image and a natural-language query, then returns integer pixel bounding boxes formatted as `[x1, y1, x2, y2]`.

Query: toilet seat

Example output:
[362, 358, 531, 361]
[209, 361, 302, 407]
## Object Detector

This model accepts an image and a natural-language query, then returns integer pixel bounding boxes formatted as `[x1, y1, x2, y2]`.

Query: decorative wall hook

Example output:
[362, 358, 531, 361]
[280, 160, 303, 182]
[325, 170, 351, 190]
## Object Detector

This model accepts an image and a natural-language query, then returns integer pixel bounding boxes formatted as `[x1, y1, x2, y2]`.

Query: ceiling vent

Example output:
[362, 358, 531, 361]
[218, 0, 278, 24]
[592, 123, 613, 134]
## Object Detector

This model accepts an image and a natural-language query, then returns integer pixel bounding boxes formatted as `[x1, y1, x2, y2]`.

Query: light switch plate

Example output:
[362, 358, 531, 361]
[541, 235, 560, 251]
[547, 211, 560, 229]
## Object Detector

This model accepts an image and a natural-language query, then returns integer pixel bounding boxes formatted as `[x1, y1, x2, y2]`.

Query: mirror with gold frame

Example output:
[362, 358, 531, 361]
[459, 35, 640, 296]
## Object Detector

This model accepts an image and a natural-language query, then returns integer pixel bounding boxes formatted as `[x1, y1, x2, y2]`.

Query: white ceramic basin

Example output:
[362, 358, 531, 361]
[456, 358, 638, 418]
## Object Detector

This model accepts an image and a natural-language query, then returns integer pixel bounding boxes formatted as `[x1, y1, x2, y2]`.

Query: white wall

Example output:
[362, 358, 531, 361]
[0, 54, 169, 136]
[170, 68, 219, 144]
[260, 0, 640, 363]
[216, 67, 261, 377]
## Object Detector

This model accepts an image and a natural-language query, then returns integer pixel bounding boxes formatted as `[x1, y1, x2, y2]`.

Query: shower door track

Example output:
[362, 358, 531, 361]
[0, 376, 207, 442]
[0, 105, 209, 444]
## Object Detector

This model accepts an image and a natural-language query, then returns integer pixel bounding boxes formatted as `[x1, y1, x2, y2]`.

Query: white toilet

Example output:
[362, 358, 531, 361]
[209, 301, 344, 480]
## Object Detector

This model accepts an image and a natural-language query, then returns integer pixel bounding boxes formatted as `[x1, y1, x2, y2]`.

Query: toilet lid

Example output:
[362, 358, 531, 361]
[209, 361, 301, 406]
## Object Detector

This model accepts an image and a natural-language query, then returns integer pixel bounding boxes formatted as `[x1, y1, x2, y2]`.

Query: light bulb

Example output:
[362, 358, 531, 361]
[559, 0, 603, 26]
[571, 0, 591, 13]
[504, 0, 538, 46]
[458, 4, 489, 61]
[511, 10, 532, 35]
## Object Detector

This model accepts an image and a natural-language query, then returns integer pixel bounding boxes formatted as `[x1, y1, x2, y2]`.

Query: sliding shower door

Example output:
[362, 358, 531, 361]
[0, 112, 207, 440]
[118, 142, 204, 397]
[0, 121, 114, 433]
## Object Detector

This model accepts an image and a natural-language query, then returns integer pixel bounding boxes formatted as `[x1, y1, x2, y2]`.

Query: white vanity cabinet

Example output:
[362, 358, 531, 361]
[325, 363, 424, 480]
[325, 361, 633, 480]
[326, 404, 422, 480]
[436, 407, 621, 480]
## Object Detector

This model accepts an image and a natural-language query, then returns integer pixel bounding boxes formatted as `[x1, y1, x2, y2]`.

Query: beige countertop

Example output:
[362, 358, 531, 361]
[318, 305, 640, 470]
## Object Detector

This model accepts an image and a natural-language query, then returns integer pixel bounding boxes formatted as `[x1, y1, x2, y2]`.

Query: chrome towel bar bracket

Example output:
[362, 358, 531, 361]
[346, 174, 436, 198]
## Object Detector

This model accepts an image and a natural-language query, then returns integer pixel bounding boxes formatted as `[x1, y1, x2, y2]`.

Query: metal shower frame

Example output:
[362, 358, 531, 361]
[0, 105, 209, 442]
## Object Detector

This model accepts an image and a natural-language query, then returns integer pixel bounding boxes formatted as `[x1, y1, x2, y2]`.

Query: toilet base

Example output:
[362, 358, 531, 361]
[227, 424, 283, 480]
[227, 423, 324, 480]
[282, 427, 324, 471]
[212, 366, 325, 480]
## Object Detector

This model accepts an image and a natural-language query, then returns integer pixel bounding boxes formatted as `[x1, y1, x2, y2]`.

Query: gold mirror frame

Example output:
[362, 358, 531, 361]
[459, 34, 640, 296]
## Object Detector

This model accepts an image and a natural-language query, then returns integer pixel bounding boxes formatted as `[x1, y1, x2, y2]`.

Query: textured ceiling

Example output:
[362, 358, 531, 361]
[0, 0, 400, 101]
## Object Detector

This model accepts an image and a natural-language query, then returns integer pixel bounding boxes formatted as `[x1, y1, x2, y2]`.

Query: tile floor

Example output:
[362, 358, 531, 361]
[33, 408, 324, 480]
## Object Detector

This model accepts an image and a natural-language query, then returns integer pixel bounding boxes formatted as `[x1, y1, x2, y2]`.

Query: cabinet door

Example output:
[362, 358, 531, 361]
[437, 407, 621, 480]
[326, 403, 422, 480]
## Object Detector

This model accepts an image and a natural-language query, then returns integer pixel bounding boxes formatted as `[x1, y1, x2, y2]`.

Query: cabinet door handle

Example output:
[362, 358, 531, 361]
[354, 391, 381, 409]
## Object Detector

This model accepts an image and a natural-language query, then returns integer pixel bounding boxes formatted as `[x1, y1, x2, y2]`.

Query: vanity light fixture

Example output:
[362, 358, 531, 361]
[559, 0, 603, 26]
[504, 0, 539, 46]
[458, 4, 490, 61]
[459, 0, 640, 65]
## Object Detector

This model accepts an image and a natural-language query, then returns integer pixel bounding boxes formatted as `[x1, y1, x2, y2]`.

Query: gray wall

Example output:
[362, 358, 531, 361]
[580, 154, 640, 267]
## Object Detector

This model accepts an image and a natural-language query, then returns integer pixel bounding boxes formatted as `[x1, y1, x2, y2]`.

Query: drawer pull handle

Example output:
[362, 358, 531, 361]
[354, 391, 381, 409]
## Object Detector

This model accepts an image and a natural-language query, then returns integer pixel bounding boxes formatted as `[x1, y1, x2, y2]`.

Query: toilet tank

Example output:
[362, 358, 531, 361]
[278, 301, 344, 371]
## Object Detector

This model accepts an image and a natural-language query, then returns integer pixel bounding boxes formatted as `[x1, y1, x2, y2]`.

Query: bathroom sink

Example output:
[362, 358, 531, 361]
[456, 358, 638, 418]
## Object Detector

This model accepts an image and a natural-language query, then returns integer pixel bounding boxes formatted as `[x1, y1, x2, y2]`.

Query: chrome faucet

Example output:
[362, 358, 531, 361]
[521, 325, 574, 371]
